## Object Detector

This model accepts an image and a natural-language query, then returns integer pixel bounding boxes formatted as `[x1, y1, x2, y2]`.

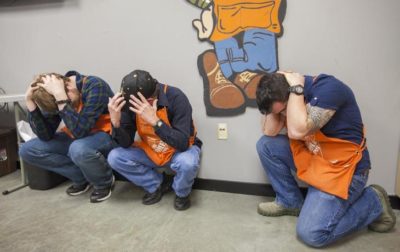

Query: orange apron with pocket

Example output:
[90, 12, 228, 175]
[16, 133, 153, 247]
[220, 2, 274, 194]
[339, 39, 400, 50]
[290, 130, 366, 200]
[134, 85, 196, 166]
[210, 0, 282, 42]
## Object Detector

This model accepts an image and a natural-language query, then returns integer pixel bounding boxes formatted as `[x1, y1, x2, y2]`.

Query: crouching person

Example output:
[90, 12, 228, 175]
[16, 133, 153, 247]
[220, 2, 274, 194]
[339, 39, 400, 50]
[19, 71, 115, 203]
[107, 70, 202, 211]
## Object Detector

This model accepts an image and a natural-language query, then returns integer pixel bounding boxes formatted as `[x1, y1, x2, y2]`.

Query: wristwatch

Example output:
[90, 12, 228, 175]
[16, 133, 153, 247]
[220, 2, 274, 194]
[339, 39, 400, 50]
[288, 85, 304, 95]
[153, 119, 163, 130]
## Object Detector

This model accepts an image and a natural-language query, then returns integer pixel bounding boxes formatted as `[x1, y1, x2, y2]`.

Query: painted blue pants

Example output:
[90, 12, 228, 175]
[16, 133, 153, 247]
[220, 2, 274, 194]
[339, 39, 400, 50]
[108, 145, 201, 197]
[19, 132, 115, 189]
[256, 135, 383, 247]
[214, 28, 278, 79]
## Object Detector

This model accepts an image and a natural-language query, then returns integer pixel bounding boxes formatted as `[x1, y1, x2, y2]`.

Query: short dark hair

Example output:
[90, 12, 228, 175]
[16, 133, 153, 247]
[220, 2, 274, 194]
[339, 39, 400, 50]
[256, 73, 290, 115]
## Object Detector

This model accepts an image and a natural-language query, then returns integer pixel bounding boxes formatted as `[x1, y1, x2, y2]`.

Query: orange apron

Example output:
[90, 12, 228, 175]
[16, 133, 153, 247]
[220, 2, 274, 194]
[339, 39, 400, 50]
[134, 85, 196, 166]
[290, 130, 366, 200]
[61, 77, 111, 138]
[210, 0, 282, 42]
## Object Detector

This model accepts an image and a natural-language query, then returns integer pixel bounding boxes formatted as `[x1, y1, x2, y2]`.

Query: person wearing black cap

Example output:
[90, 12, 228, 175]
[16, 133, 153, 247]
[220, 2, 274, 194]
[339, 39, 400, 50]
[107, 70, 202, 210]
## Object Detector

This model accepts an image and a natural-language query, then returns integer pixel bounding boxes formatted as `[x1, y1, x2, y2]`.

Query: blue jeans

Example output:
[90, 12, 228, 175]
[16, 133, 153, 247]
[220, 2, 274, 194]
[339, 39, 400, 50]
[256, 135, 383, 247]
[214, 28, 277, 78]
[108, 145, 201, 197]
[19, 132, 115, 189]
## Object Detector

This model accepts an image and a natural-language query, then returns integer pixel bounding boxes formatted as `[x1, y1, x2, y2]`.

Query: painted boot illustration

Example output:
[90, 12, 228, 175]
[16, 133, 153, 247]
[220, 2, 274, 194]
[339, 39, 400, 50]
[198, 50, 246, 116]
[233, 71, 263, 107]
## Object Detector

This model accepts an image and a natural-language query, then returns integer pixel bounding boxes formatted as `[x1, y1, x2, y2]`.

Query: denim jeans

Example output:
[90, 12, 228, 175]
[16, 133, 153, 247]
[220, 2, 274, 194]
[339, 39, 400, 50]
[19, 132, 115, 189]
[256, 135, 383, 247]
[108, 145, 201, 197]
[214, 28, 277, 78]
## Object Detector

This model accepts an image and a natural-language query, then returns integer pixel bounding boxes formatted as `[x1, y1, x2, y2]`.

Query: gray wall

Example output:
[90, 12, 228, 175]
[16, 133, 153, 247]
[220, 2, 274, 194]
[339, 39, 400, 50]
[1, 0, 399, 193]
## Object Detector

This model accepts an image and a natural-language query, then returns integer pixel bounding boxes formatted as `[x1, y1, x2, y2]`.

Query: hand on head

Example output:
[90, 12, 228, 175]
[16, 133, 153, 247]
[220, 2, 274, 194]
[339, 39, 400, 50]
[25, 79, 41, 111]
[129, 92, 159, 126]
[108, 92, 126, 128]
[277, 70, 305, 87]
[36, 74, 67, 97]
[25, 79, 40, 102]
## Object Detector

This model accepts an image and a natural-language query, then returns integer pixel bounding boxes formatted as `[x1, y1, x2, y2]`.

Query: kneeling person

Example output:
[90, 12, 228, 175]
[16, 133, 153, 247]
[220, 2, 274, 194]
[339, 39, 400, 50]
[255, 71, 396, 247]
[19, 71, 115, 203]
[108, 70, 202, 211]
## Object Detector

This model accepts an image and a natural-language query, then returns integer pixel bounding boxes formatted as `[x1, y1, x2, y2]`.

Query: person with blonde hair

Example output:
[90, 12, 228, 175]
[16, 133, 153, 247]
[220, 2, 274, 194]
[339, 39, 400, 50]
[19, 71, 116, 203]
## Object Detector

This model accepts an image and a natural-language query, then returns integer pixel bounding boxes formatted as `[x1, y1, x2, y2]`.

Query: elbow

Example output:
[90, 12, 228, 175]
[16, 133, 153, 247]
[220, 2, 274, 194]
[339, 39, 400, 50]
[38, 135, 52, 142]
[176, 143, 189, 152]
[119, 141, 132, 148]
[112, 135, 133, 148]
[287, 128, 306, 140]
[264, 129, 280, 137]
[175, 138, 190, 152]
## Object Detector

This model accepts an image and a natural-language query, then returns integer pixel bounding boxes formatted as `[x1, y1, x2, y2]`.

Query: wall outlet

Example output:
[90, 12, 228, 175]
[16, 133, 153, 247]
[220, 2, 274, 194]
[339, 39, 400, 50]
[217, 123, 228, 140]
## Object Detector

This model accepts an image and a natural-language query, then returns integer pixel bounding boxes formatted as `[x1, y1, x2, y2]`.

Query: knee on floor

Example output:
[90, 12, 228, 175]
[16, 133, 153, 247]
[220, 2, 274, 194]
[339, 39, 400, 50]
[296, 223, 330, 248]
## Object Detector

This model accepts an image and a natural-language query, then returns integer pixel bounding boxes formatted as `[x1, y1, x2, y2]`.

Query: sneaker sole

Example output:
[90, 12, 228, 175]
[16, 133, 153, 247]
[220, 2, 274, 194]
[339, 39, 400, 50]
[90, 175, 115, 203]
[257, 205, 300, 217]
[90, 190, 112, 203]
[368, 184, 396, 232]
[67, 185, 92, 196]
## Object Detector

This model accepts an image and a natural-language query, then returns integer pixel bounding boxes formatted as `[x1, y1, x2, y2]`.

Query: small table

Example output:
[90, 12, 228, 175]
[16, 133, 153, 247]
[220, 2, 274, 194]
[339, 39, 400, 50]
[0, 94, 29, 194]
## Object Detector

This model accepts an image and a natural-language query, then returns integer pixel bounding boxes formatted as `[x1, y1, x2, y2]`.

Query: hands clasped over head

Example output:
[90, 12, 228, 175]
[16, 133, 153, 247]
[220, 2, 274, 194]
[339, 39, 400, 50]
[26, 73, 72, 113]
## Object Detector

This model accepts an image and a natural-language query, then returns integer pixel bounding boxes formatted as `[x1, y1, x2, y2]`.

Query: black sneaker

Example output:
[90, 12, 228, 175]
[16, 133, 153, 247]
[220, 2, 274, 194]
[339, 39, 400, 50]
[174, 194, 191, 211]
[90, 175, 115, 203]
[142, 186, 163, 205]
[66, 183, 91, 196]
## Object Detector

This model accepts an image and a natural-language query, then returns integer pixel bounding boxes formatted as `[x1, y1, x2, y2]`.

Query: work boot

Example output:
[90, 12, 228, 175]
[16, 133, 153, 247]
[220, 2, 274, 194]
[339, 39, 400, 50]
[174, 194, 191, 211]
[258, 201, 300, 217]
[142, 187, 163, 205]
[233, 71, 263, 107]
[198, 50, 245, 113]
[368, 184, 396, 232]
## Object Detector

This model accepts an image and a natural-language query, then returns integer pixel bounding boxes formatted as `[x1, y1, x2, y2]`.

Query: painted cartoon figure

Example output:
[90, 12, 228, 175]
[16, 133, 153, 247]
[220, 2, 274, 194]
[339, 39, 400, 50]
[187, 0, 286, 116]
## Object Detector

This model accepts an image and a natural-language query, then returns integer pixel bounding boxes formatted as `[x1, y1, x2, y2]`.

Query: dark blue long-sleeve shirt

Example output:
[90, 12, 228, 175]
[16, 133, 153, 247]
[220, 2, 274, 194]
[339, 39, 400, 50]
[112, 83, 202, 152]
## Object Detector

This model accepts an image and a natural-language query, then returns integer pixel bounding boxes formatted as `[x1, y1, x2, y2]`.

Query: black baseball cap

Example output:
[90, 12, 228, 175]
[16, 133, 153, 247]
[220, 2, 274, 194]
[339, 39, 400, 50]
[120, 70, 158, 101]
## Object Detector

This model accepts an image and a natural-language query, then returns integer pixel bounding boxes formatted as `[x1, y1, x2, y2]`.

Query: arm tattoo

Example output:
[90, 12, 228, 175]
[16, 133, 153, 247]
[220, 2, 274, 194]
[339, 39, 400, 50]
[306, 104, 335, 133]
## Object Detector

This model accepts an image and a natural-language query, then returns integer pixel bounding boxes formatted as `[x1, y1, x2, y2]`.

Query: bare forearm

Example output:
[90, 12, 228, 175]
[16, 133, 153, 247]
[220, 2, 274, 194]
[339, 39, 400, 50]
[287, 97, 336, 139]
[262, 114, 285, 136]
[286, 94, 308, 139]
[26, 100, 37, 112]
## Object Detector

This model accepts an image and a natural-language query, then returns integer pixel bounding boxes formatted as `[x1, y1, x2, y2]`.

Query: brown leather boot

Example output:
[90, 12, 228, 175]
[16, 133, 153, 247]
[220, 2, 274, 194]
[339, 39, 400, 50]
[198, 50, 245, 115]
[233, 71, 263, 107]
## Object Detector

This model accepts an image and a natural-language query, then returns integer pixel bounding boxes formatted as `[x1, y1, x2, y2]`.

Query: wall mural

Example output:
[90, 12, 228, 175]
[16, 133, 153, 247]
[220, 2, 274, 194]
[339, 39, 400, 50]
[187, 0, 286, 116]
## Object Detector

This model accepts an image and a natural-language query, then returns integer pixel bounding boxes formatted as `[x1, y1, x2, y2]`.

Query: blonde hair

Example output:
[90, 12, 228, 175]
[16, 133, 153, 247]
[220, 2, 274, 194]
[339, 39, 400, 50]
[31, 73, 69, 113]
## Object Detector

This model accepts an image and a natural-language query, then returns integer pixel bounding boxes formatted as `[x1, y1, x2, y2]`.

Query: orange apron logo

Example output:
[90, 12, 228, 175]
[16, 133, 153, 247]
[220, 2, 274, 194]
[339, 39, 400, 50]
[290, 130, 366, 200]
